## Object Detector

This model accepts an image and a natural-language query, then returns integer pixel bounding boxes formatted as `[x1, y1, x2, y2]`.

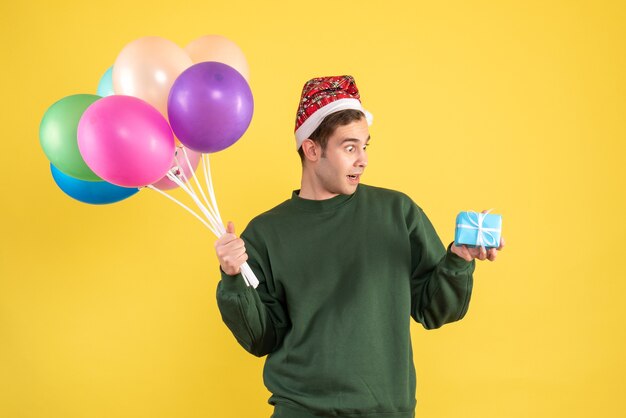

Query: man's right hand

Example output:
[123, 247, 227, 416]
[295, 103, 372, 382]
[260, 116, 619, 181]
[214, 221, 248, 276]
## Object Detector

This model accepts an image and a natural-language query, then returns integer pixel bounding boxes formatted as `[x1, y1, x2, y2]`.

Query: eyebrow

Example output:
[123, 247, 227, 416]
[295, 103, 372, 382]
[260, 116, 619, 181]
[339, 135, 371, 145]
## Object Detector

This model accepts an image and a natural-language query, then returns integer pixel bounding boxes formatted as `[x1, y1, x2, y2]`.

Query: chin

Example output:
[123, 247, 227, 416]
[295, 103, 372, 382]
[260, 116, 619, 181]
[341, 183, 359, 195]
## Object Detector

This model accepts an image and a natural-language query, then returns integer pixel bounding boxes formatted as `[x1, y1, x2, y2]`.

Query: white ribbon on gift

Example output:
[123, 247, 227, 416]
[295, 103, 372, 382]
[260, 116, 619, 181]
[456, 209, 499, 250]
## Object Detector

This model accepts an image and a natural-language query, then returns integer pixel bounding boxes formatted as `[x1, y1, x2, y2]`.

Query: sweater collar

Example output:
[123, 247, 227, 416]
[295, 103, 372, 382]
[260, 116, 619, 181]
[290, 185, 361, 211]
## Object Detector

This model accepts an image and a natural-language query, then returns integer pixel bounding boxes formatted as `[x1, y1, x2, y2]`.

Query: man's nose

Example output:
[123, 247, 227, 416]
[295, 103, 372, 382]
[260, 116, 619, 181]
[356, 148, 368, 167]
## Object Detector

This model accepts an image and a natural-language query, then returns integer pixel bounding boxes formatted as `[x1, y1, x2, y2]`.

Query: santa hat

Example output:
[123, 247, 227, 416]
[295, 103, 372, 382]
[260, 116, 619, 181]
[294, 75, 373, 150]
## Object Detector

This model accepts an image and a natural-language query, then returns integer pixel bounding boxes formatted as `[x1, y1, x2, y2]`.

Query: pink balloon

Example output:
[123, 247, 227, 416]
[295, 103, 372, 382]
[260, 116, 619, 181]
[77, 95, 175, 187]
[152, 146, 202, 190]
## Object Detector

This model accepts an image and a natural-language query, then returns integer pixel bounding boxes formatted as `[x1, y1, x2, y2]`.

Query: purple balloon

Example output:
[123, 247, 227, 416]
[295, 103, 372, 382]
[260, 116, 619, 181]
[168, 62, 254, 153]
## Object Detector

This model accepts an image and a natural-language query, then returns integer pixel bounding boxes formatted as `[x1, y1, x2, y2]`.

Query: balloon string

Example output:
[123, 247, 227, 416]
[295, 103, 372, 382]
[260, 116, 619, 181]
[182, 148, 213, 216]
[180, 149, 222, 229]
[203, 154, 223, 224]
[240, 262, 257, 288]
[164, 171, 245, 291]
[146, 185, 218, 235]
[173, 154, 222, 229]
[166, 176, 220, 237]
[200, 155, 258, 287]
[165, 171, 218, 230]
[149, 159, 258, 288]
[202, 154, 225, 234]
[150, 180, 252, 287]
[165, 171, 222, 235]
[173, 155, 204, 212]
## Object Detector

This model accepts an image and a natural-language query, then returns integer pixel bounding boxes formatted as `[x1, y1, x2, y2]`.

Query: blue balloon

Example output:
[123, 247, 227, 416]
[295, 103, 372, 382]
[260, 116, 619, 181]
[97, 66, 115, 97]
[50, 164, 139, 205]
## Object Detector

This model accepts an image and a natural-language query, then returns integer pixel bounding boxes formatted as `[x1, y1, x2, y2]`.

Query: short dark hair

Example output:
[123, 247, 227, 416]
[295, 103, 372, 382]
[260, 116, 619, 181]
[297, 109, 365, 162]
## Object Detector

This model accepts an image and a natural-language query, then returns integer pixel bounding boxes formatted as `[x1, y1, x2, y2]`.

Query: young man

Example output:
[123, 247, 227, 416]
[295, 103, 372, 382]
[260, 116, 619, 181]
[215, 75, 504, 418]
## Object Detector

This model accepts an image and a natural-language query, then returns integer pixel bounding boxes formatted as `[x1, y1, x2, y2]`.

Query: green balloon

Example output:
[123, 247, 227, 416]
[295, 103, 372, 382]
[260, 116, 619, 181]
[40, 94, 102, 181]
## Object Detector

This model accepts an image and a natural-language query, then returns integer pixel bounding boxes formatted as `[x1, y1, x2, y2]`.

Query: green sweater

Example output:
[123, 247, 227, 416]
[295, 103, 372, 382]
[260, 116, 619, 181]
[216, 184, 475, 418]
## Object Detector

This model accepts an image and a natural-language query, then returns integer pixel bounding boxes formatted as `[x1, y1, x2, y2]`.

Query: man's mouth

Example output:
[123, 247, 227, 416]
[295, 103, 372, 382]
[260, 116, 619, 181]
[347, 174, 361, 183]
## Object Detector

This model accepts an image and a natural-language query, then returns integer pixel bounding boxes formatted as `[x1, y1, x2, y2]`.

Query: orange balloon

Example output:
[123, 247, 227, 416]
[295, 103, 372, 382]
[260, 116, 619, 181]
[185, 35, 250, 81]
[113, 36, 192, 117]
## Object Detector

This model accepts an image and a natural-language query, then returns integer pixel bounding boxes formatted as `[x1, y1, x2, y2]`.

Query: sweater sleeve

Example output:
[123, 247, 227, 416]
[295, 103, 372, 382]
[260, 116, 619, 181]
[407, 202, 476, 329]
[216, 226, 290, 357]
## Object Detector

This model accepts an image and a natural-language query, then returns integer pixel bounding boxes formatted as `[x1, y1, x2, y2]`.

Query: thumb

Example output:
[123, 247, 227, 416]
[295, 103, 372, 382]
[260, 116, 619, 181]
[226, 221, 235, 235]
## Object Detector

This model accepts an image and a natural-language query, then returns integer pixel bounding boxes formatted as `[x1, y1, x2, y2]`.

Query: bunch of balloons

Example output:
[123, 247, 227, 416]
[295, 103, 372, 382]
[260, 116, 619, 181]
[39, 35, 259, 287]
[40, 35, 252, 200]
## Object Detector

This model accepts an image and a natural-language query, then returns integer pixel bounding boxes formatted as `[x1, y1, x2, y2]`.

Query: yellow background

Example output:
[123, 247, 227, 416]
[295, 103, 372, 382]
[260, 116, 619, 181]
[1, 0, 625, 417]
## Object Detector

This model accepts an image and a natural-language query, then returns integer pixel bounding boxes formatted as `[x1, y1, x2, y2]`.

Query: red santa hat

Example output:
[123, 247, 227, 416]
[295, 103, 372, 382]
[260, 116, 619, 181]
[294, 75, 373, 150]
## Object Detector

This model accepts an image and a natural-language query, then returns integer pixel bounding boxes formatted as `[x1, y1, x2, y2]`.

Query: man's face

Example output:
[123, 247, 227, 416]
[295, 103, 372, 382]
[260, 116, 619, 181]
[313, 118, 370, 197]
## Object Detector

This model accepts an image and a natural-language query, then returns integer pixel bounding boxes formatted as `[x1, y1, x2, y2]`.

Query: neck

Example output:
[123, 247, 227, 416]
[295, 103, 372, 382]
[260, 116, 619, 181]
[299, 168, 338, 201]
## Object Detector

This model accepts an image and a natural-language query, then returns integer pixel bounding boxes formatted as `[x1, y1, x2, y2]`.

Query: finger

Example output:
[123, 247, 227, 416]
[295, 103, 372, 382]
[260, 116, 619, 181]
[487, 248, 497, 261]
[229, 251, 248, 265]
[215, 239, 245, 259]
[223, 238, 246, 252]
[461, 245, 473, 262]
[497, 236, 505, 251]
[215, 233, 238, 247]
[228, 245, 247, 260]
[217, 222, 239, 244]
[467, 246, 480, 258]
[221, 246, 248, 266]
[236, 252, 249, 263]
[221, 258, 243, 275]
[477, 247, 487, 261]
[226, 252, 250, 275]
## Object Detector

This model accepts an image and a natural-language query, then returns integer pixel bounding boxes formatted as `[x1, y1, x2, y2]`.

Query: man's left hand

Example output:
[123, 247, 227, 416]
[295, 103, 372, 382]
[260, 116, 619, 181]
[450, 209, 505, 262]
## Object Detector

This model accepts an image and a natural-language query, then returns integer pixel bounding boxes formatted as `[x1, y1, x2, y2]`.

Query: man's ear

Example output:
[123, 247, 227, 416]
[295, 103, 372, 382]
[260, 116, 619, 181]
[301, 139, 320, 162]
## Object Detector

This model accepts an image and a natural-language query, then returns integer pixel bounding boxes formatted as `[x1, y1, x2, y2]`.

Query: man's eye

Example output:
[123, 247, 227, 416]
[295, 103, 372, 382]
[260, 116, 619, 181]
[346, 145, 355, 152]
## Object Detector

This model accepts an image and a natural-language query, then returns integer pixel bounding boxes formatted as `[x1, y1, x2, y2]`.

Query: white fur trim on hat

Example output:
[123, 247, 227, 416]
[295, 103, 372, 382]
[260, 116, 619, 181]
[294, 98, 373, 150]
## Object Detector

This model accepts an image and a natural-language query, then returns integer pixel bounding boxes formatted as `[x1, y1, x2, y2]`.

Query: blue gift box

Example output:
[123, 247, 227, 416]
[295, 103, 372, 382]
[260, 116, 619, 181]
[454, 211, 502, 249]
